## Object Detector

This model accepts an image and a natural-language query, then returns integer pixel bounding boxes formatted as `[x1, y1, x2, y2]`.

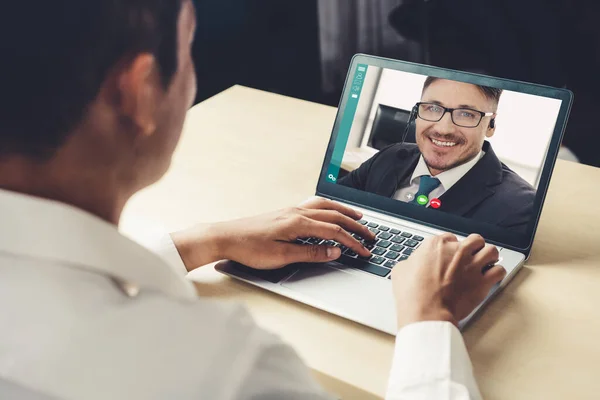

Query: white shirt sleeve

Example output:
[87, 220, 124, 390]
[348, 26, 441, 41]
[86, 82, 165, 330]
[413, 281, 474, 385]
[119, 216, 189, 276]
[386, 321, 482, 400]
[151, 234, 189, 276]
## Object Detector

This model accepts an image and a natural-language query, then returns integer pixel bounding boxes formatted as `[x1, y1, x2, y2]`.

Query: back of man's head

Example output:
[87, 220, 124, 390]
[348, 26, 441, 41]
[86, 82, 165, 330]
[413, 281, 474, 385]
[0, 0, 183, 160]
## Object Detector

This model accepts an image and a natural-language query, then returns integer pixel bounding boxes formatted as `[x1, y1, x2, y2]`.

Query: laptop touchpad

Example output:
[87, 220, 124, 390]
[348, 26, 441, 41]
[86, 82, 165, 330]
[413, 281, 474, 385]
[281, 263, 396, 332]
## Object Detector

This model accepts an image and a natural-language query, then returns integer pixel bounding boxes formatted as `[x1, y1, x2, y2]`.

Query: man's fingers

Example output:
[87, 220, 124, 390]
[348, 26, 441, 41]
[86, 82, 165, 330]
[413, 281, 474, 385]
[300, 197, 363, 220]
[428, 233, 458, 250]
[438, 233, 459, 243]
[482, 264, 507, 286]
[459, 234, 486, 257]
[300, 209, 375, 241]
[297, 219, 371, 257]
[281, 243, 342, 264]
[470, 244, 500, 272]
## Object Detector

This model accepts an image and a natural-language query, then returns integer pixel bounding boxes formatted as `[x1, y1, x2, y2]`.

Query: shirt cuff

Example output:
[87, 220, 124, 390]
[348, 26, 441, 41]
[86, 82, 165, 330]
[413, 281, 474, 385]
[151, 234, 189, 277]
[386, 321, 482, 399]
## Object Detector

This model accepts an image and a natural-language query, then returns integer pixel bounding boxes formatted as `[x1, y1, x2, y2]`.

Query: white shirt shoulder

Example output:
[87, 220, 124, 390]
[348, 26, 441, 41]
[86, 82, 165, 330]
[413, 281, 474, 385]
[0, 254, 330, 400]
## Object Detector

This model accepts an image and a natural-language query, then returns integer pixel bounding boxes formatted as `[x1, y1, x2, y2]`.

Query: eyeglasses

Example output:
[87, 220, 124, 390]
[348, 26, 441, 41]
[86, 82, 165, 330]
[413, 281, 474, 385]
[416, 102, 494, 128]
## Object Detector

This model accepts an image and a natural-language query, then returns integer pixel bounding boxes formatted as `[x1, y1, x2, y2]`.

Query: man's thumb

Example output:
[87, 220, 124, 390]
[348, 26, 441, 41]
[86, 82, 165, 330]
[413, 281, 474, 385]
[302, 245, 341, 263]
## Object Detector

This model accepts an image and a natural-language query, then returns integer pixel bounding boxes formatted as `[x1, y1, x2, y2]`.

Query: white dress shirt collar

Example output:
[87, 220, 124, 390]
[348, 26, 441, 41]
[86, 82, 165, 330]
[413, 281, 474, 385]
[410, 151, 485, 192]
[0, 188, 197, 300]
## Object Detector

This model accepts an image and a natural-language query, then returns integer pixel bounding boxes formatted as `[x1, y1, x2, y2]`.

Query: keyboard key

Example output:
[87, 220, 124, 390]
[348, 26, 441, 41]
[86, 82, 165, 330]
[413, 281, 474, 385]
[384, 260, 397, 268]
[404, 239, 419, 248]
[385, 251, 399, 260]
[413, 235, 424, 241]
[372, 247, 386, 256]
[378, 232, 393, 240]
[324, 240, 336, 246]
[344, 249, 358, 257]
[390, 244, 405, 252]
[365, 237, 377, 245]
[358, 220, 368, 225]
[378, 225, 390, 231]
[401, 232, 413, 238]
[398, 255, 409, 261]
[339, 255, 389, 277]
[368, 227, 380, 235]
[365, 243, 375, 250]
[370, 256, 385, 265]
[403, 248, 414, 255]
[390, 228, 401, 234]
[358, 263, 389, 277]
[391, 236, 406, 244]
[367, 222, 379, 228]
[377, 240, 392, 248]
[354, 234, 371, 243]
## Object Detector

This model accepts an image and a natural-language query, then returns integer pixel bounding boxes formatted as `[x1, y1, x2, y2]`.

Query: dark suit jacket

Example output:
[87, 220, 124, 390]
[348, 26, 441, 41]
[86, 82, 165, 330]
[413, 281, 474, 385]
[338, 141, 536, 233]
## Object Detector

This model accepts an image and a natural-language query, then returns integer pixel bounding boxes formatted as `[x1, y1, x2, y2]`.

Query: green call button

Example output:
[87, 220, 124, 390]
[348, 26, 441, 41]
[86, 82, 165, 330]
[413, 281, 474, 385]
[416, 195, 429, 206]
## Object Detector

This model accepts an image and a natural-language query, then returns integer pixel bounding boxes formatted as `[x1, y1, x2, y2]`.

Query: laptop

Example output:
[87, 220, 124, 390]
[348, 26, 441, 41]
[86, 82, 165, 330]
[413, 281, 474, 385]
[216, 54, 573, 334]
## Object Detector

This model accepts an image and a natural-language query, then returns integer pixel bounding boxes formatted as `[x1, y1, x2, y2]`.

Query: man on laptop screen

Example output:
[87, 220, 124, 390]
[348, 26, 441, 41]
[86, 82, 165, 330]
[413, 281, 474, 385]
[339, 77, 536, 233]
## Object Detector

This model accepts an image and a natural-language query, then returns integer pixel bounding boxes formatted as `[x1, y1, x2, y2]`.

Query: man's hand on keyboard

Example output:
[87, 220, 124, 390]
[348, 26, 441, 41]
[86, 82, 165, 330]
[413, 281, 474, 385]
[170, 197, 376, 271]
[391, 233, 506, 329]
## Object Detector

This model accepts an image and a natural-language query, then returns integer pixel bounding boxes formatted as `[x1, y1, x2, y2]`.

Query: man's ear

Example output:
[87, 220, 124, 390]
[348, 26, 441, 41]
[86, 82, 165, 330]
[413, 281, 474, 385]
[117, 54, 161, 137]
[486, 114, 497, 138]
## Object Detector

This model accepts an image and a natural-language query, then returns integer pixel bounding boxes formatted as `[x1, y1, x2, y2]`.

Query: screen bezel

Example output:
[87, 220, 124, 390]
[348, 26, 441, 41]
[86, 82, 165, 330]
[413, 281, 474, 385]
[316, 54, 573, 254]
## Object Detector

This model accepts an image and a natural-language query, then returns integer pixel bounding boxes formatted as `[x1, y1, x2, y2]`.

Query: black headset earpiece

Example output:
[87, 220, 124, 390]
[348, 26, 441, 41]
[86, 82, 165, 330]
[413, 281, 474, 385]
[400, 105, 419, 144]
[410, 104, 419, 120]
[489, 118, 496, 129]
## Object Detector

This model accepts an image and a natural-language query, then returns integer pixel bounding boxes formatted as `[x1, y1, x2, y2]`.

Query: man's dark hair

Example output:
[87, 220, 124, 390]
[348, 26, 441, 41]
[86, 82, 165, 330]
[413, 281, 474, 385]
[0, 0, 184, 159]
[423, 77, 503, 107]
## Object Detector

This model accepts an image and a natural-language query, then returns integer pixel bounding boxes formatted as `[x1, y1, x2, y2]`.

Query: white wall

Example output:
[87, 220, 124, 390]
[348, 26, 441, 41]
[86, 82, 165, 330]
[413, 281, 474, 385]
[346, 66, 382, 149]
[348, 69, 563, 188]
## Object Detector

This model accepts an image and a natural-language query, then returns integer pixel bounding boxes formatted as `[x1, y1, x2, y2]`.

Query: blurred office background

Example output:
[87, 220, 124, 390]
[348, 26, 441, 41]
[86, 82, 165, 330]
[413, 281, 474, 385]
[192, 0, 600, 168]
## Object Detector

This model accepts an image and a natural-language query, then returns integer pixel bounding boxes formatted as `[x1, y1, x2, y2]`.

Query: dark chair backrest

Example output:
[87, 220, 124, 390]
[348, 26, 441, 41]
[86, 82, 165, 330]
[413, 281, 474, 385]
[367, 104, 416, 150]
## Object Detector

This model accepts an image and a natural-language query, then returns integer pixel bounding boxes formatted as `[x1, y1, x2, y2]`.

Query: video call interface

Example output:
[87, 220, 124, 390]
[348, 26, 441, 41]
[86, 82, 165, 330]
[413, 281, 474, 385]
[326, 64, 563, 234]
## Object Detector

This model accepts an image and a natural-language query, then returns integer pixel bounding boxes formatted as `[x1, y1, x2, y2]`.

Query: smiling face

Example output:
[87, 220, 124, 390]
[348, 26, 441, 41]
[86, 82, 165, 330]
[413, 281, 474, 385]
[415, 79, 497, 176]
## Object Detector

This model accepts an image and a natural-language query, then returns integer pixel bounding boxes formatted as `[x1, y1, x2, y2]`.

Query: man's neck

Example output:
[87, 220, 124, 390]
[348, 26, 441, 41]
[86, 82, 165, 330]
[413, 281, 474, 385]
[429, 167, 443, 177]
[0, 157, 126, 225]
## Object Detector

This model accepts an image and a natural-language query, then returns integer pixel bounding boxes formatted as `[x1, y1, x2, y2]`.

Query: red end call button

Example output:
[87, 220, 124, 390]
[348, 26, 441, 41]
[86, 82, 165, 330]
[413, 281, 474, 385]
[430, 198, 442, 209]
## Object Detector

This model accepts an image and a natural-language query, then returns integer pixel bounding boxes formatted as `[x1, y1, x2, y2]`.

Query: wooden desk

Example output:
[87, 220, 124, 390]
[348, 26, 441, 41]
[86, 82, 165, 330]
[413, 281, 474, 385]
[122, 85, 600, 400]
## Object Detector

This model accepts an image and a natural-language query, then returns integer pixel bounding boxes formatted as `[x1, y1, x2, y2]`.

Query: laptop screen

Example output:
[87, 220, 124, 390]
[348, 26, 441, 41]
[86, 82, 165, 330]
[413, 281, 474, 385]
[320, 57, 571, 250]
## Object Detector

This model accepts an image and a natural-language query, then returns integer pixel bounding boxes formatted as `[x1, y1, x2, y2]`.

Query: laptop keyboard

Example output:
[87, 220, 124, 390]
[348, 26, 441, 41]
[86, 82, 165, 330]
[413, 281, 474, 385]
[296, 218, 425, 280]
